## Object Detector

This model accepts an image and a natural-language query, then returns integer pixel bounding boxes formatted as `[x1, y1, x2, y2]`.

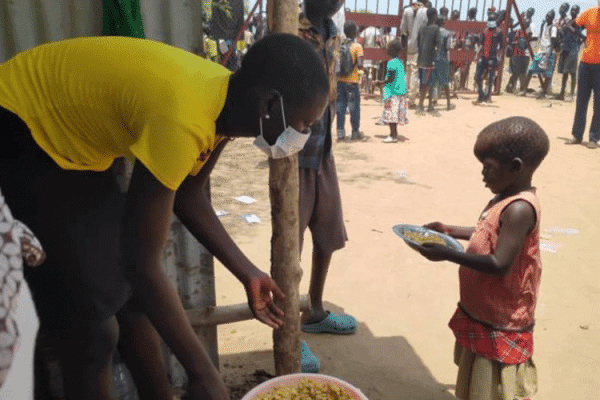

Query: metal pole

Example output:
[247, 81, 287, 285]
[355, 0, 358, 12]
[482, 0, 487, 20]
[376, 0, 380, 14]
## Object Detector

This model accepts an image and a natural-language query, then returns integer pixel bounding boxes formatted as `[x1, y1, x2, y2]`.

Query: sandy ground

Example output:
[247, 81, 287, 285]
[206, 82, 600, 399]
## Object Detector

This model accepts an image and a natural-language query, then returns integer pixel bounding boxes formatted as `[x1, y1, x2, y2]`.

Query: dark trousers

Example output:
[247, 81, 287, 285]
[336, 82, 361, 137]
[572, 62, 600, 143]
[475, 57, 498, 102]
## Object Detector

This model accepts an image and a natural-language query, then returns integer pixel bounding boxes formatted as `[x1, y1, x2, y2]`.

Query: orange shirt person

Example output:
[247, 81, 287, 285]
[566, 3, 600, 148]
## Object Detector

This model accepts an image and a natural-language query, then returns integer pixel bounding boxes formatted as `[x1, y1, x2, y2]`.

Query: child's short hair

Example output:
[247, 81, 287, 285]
[386, 39, 403, 57]
[344, 21, 359, 39]
[474, 117, 550, 169]
[235, 33, 329, 110]
[427, 7, 438, 20]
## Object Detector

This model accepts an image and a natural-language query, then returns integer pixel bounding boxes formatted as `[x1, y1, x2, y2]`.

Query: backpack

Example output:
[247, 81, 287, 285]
[337, 39, 354, 77]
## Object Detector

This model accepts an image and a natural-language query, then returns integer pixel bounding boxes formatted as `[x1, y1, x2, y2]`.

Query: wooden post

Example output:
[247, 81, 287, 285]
[267, 0, 302, 377]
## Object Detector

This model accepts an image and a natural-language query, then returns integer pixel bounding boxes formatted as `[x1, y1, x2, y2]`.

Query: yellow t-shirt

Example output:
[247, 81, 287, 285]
[0, 36, 231, 191]
[338, 42, 364, 84]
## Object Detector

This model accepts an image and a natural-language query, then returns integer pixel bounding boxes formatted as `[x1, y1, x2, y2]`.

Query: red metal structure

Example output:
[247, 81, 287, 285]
[344, 0, 535, 95]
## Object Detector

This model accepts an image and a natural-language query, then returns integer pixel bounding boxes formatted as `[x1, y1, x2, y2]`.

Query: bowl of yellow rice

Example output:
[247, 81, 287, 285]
[241, 373, 368, 400]
[393, 224, 464, 252]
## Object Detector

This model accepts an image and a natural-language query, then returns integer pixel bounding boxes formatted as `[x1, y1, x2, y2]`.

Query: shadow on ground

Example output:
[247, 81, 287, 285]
[221, 303, 455, 400]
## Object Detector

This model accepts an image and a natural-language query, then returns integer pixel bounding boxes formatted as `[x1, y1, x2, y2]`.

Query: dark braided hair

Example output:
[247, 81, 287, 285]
[474, 117, 550, 169]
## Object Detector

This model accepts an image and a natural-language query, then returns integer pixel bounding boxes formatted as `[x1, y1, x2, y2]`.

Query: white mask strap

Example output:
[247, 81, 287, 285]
[279, 96, 287, 129]
[259, 116, 264, 137]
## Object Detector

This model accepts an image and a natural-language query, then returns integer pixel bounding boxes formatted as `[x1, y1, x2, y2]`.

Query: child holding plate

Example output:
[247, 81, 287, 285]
[415, 116, 549, 400]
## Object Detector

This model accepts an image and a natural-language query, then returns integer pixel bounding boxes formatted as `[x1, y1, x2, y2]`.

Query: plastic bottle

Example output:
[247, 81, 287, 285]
[113, 362, 139, 400]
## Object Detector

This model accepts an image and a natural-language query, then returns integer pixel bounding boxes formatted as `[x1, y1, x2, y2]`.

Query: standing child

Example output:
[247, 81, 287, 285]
[377, 39, 409, 143]
[555, 5, 585, 100]
[415, 116, 549, 400]
[474, 12, 503, 104]
[432, 16, 456, 111]
[520, 10, 559, 99]
[336, 20, 365, 141]
[416, 7, 442, 116]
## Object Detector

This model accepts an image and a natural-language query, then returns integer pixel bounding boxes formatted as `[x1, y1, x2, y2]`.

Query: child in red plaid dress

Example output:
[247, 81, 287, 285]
[415, 116, 549, 400]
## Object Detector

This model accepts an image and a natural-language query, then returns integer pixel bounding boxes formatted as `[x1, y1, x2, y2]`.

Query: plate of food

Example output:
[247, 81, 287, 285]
[241, 373, 368, 400]
[393, 224, 464, 252]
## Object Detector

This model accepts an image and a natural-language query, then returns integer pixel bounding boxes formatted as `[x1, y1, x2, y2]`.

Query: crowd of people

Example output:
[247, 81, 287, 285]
[332, 1, 594, 147]
[0, 0, 598, 399]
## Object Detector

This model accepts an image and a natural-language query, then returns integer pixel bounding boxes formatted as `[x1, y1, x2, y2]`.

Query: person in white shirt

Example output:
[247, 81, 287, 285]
[400, 1, 429, 106]
[360, 25, 382, 94]
[520, 10, 559, 98]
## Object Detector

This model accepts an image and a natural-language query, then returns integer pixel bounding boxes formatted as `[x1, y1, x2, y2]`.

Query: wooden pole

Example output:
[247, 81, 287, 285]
[187, 295, 310, 327]
[267, 0, 302, 376]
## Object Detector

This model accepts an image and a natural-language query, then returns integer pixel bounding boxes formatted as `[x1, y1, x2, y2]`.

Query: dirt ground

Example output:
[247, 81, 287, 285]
[206, 80, 600, 399]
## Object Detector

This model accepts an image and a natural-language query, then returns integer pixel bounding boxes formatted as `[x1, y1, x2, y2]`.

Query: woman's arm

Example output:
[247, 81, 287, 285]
[173, 144, 284, 328]
[121, 162, 228, 399]
[419, 201, 536, 275]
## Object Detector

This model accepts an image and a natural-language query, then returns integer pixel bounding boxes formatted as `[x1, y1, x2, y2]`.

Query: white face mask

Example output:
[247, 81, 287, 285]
[487, 20, 497, 29]
[254, 97, 311, 159]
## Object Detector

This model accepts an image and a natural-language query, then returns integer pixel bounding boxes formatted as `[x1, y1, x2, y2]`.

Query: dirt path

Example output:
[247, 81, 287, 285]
[209, 90, 600, 399]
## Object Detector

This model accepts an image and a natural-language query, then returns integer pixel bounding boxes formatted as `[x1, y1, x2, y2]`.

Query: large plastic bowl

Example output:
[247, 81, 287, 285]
[241, 373, 368, 400]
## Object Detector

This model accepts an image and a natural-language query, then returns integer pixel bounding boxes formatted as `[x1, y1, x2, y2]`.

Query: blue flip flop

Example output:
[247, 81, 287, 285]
[301, 311, 358, 335]
[301, 341, 320, 373]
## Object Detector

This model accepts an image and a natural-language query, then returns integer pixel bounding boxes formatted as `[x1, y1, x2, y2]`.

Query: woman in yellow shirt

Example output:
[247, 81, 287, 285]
[0, 34, 328, 399]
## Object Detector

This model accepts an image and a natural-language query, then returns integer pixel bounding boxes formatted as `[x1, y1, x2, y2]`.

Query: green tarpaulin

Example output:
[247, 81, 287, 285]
[102, 0, 145, 38]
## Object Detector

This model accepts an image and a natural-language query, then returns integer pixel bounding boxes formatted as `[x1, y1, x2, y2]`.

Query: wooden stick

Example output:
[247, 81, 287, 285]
[187, 295, 310, 328]
[268, 0, 302, 377]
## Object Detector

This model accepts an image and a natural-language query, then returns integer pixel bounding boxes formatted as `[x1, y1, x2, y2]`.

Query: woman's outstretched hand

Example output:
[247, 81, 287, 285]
[245, 270, 285, 329]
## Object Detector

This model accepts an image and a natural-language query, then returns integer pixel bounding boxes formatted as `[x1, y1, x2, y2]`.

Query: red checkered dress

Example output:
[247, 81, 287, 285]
[449, 307, 533, 365]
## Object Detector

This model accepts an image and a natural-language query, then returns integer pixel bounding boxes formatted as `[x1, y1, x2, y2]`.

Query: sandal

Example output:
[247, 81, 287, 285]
[301, 311, 357, 334]
[300, 341, 320, 373]
[383, 136, 399, 143]
[565, 138, 582, 145]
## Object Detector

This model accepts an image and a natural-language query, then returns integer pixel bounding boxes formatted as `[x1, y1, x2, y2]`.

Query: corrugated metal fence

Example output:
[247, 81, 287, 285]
[0, 0, 206, 60]
[0, 0, 215, 394]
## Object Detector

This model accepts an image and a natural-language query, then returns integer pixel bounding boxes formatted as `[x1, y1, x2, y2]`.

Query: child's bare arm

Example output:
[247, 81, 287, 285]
[419, 200, 536, 275]
[424, 222, 474, 240]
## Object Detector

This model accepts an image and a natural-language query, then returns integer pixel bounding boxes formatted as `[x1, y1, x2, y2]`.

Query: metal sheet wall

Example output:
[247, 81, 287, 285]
[0, 0, 215, 391]
[0, 0, 205, 61]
